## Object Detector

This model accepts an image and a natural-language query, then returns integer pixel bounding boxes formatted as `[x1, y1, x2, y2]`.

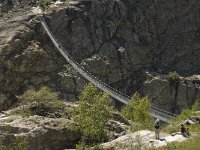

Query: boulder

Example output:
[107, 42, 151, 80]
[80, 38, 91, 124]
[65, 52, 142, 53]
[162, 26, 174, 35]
[0, 115, 81, 150]
[102, 130, 188, 150]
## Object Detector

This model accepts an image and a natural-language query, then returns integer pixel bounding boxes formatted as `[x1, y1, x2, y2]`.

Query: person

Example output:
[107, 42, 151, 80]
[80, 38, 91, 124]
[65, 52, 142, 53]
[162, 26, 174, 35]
[155, 119, 160, 140]
[180, 124, 189, 137]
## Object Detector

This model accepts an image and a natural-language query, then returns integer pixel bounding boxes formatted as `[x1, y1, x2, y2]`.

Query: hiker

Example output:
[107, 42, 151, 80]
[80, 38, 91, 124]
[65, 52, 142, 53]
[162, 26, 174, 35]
[180, 124, 189, 137]
[155, 119, 160, 140]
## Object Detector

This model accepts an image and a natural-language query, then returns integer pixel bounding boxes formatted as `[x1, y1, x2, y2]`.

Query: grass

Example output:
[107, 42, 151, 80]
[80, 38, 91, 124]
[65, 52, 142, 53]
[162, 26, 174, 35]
[0, 136, 29, 150]
[158, 102, 200, 150]
[158, 133, 200, 150]
[4, 118, 14, 123]
[162, 101, 200, 134]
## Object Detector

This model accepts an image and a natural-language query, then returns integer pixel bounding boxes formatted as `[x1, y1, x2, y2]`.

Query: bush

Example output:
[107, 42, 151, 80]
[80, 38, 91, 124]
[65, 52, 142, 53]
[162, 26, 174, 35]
[178, 101, 199, 120]
[22, 87, 59, 104]
[167, 71, 180, 81]
[38, 0, 48, 5]
[17, 87, 63, 117]
[162, 101, 200, 134]
[0, 136, 29, 150]
[121, 92, 153, 130]
[76, 142, 103, 150]
[73, 83, 113, 144]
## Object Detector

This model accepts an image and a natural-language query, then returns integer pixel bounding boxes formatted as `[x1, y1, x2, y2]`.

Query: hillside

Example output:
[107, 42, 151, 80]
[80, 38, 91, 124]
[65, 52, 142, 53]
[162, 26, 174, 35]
[0, 0, 200, 112]
[0, 0, 200, 149]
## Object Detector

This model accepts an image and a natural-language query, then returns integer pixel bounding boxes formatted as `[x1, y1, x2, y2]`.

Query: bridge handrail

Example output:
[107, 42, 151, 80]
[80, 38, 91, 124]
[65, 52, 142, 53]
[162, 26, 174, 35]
[40, 18, 130, 98]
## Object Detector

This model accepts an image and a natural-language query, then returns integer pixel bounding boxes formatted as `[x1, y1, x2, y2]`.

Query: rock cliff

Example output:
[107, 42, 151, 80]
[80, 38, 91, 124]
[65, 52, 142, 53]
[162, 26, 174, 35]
[0, 103, 130, 149]
[0, 0, 200, 111]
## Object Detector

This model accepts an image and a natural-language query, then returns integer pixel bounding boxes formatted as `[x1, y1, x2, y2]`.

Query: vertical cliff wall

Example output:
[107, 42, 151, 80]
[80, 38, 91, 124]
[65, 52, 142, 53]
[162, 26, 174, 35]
[0, 0, 200, 111]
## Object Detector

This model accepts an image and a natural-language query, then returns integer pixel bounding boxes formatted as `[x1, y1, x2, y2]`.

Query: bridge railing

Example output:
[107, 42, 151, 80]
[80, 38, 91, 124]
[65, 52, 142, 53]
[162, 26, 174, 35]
[40, 18, 129, 103]
[40, 17, 177, 122]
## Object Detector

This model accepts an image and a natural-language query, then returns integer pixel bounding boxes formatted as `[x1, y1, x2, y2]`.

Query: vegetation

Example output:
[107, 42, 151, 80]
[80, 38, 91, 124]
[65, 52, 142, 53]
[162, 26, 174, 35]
[15, 87, 63, 117]
[167, 71, 180, 81]
[158, 136, 200, 150]
[162, 101, 200, 134]
[158, 101, 200, 150]
[159, 121, 200, 150]
[76, 141, 104, 150]
[73, 83, 113, 144]
[121, 92, 153, 130]
[0, 136, 29, 150]
[38, 0, 49, 6]
[114, 101, 200, 150]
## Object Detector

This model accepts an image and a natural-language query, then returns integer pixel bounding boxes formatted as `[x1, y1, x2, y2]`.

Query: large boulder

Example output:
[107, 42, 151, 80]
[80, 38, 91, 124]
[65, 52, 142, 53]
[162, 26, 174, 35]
[0, 114, 80, 150]
[102, 130, 188, 150]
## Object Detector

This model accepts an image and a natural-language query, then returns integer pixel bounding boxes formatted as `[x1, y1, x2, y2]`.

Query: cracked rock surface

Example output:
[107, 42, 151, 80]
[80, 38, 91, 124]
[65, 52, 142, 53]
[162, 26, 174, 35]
[0, 0, 200, 111]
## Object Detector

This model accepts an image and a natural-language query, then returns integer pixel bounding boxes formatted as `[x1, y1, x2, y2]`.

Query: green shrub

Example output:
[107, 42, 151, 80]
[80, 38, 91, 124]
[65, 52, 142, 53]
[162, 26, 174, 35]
[121, 92, 153, 130]
[162, 101, 200, 134]
[92, 144, 104, 150]
[172, 100, 199, 123]
[167, 71, 180, 81]
[16, 87, 63, 117]
[22, 87, 59, 104]
[76, 142, 103, 150]
[73, 83, 113, 144]
[0, 136, 29, 150]
[39, 0, 49, 5]
[76, 141, 89, 150]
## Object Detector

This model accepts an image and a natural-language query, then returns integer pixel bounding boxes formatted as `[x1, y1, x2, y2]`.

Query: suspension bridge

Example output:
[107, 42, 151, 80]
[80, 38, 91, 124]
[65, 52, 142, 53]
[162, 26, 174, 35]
[40, 17, 177, 123]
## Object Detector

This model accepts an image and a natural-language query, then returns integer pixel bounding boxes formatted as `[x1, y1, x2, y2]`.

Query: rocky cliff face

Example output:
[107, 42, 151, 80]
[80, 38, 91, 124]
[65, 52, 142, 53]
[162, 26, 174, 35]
[0, 0, 200, 111]
[41, 0, 200, 111]
[0, 103, 130, 149]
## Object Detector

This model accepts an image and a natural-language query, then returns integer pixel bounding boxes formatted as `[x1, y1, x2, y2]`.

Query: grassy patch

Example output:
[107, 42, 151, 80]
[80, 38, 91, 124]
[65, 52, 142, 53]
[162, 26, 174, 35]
[0, 136, 29, 150]
[159, 101, 200, 150]
[4, 118, 14, 123]
[158, 134, 200, 150]
[162, 101, 199, 134]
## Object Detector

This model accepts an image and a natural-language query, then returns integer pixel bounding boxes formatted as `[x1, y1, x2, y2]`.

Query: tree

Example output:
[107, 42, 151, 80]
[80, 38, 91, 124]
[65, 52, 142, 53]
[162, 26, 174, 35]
[73, 83, 113, 143]
[121, 92, 153, 128]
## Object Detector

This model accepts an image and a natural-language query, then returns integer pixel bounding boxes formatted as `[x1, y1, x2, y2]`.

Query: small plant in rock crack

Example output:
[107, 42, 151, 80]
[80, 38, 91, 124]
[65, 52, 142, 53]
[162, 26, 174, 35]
[167, 71, 180, 82]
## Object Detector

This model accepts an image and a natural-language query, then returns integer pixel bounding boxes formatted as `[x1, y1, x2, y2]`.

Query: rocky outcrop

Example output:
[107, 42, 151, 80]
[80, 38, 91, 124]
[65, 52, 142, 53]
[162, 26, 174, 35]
[143, 73, 200, 112]
[47, 0, 200, 73]
[0, 114, 80, 150]
[102, 130, 188, 150]
[0, 103, 130, 149]
[0, 0, 200, 111]
[0, 9, 86, 110]
[0, 15, 63, 110]
[42, 0, 200, 109]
